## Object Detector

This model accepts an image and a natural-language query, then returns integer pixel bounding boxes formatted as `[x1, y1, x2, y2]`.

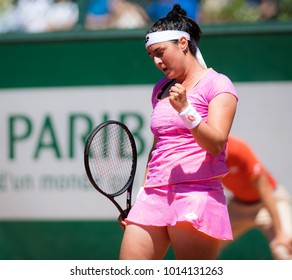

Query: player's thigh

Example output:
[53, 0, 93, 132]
[168, 222, 220, 260]
[119, 223, 170, 260]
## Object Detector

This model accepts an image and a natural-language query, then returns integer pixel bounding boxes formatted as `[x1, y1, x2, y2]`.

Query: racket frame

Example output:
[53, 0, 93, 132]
[84, 120, 137, 219]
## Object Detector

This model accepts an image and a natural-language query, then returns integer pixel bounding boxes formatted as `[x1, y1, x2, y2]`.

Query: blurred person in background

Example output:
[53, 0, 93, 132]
[84, 0, 109, 29]
[44, 0, 79, 31]
[146, 0, 201, 21]
[84, 0, 149, 30]
[221, 135, 292, 259]
[0, 0, 78, 33]
[200, 0, 279, 24]
[258, 0, 279, 20]
[245, 0, 279, 20]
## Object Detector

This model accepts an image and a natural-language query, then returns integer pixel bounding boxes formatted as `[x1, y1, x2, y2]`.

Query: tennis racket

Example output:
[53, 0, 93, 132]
[84, 120, 137, 220]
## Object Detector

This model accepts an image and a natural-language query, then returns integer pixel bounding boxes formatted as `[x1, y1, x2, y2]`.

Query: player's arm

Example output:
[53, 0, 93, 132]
[191, 93, 237, 155]
[169, 83, 237, 156]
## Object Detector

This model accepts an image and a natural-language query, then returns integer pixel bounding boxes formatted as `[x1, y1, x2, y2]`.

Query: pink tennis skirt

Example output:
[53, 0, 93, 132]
[126, 182, 233, 240]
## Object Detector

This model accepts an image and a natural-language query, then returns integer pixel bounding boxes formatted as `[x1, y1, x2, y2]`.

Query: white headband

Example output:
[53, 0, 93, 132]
[145, 30, 190, 48]
[145, 30, 207, 68]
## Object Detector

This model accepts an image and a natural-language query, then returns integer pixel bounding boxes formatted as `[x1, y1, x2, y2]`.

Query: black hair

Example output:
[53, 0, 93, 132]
[146, 4, 202, 56]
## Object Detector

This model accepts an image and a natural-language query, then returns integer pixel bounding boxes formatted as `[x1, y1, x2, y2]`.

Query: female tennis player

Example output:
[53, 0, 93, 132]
[119, 4, 238, 260]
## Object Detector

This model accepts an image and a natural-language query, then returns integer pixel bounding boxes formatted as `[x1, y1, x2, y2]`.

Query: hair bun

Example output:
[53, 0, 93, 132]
[166, 4, 187, 18]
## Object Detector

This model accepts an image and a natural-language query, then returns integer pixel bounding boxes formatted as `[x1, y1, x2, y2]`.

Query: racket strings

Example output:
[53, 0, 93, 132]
[88, 124, 134, 195]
